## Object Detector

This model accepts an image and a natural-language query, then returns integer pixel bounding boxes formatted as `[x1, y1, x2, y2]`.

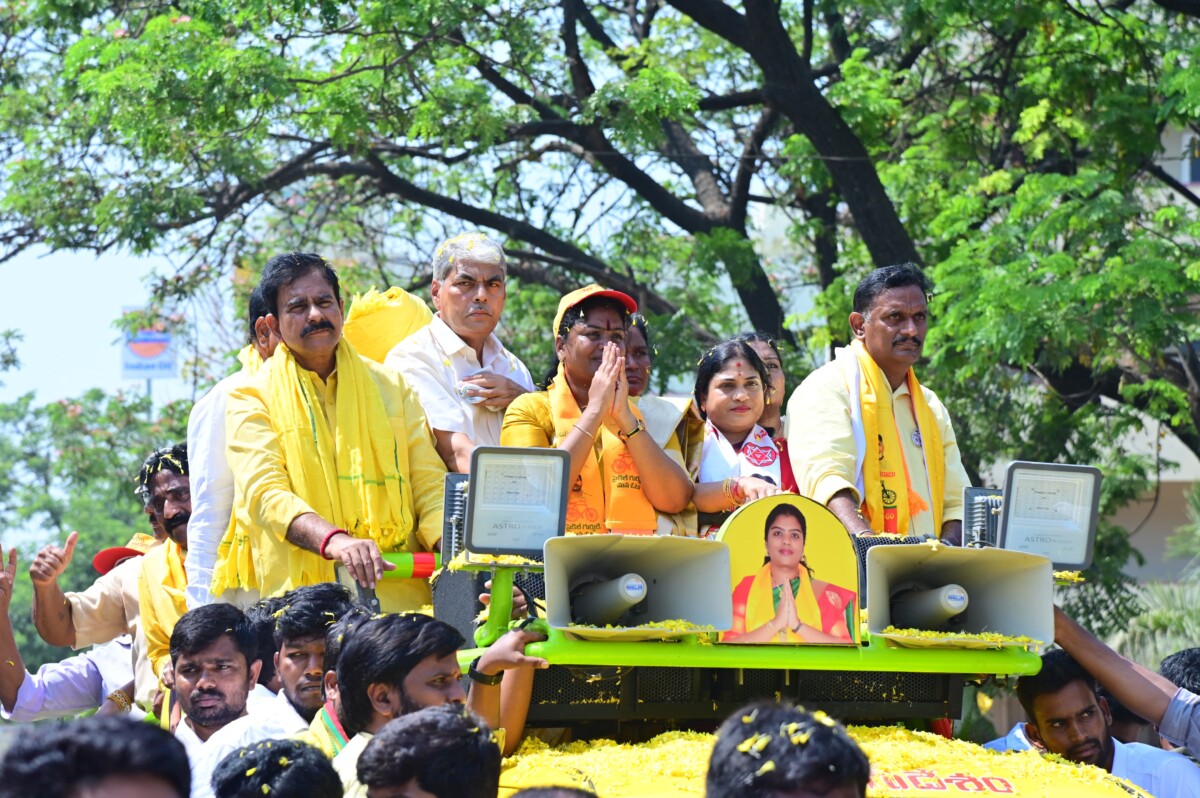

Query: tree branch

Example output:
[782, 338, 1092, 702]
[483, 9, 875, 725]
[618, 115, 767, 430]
[1144, 160, 1200, 210]
[664, 0, 750, 50]
[730, 109, 779, 229]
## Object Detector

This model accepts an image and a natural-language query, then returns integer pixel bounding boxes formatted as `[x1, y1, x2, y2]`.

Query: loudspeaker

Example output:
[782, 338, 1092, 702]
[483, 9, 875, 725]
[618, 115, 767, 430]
[544, 535, 733, 641]
[866, 544, 1052, 651]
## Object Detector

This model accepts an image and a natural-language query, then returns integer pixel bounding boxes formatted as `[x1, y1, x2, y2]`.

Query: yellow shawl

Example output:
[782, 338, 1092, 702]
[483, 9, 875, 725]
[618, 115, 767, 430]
[217, 338, 412, 594]
[138, 539, 188, 680]
[548, 365, 657, 535]
[742, 562, 823, 643]
[851, 339, 945, 536]
[342, 286, 433, 363]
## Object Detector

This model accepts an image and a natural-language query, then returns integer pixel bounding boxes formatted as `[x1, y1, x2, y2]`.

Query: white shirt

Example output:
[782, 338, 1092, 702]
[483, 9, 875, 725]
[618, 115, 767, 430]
[185, 371, 249, 608]
[384, 314, 534, 449]
[187, 685, 301, 798]
[1111, 737, 1200, 797]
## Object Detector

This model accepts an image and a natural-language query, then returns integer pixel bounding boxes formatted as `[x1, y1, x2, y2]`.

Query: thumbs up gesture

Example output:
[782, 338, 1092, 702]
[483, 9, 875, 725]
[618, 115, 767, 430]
[29, 531, 78, 586]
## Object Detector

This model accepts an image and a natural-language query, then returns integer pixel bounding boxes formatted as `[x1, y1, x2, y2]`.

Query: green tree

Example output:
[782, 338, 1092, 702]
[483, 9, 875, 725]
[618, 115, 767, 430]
[3, 0, 1199, 630]
[0, 389, 188, 669]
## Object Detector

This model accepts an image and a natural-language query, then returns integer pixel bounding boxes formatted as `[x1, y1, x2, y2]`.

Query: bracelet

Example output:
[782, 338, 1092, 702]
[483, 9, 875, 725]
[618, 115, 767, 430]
[572, 423, 596, 441]
[467, 656, 503, 686]
[319, 528, 348, 560]
[730, 479, 746, 505]
[106, 689, 132, 712]
[721, 478, 737, 509]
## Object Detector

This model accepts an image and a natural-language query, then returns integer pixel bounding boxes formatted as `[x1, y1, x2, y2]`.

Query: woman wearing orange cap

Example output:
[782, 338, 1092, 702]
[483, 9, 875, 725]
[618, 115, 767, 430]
[501, 286, 693, 535]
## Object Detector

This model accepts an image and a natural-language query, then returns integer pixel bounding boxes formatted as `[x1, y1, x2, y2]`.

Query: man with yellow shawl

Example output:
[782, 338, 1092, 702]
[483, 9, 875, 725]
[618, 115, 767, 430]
[135, 444, 194, 684]
[213, 253, 445, 609]
[787, 263, 969, 544]
[184, 285, 279, 609]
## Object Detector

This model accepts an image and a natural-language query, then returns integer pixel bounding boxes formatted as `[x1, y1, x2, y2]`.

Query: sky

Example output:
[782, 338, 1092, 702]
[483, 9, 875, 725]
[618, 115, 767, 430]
[0, 246, 192, 406]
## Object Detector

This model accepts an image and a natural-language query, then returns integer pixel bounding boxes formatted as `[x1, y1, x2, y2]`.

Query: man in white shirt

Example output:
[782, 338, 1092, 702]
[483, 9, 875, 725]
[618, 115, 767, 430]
[184, 286, 280, 609]
[385, 232, 534, 472]
[1017, 649, 1200, 798]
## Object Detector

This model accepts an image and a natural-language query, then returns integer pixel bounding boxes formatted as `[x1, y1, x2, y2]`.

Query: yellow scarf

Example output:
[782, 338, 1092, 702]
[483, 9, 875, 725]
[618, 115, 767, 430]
[743, 562, 823, 643]
[548, 365, 657, 534]
[138, 539, 188, 678]
[264, 338, 411, 588]
[851, 339, 944, 535]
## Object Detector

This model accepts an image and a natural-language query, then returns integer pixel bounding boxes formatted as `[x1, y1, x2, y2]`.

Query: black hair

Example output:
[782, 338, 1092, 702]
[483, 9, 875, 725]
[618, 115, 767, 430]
[245, 597, 285, 687]
[272, 582, 356, 649]
[337, 614, 465, 736]
[852, 262, 932, 317]
[211, 738, 341, 798]
[0, 715, 191, 798]
[1160, 647, 1200, 694]
[733, 331, 781, 362]
[246, 284, 268, 345]
[136, 443, 188, 506]
[324, 604, 375, 674]
[170, 603, 259, 668]
[511, 790, 599, 798]
[693, 339, 769, 420]
[542, 295, 632, 387]
[706, 700, 870, 798]
[629, 313, 653, 361]
[1016, 649, 1097, 722]
[259, 252, 341, 318]
[762, 503, 813, 578]
[357, 705, 501, 798]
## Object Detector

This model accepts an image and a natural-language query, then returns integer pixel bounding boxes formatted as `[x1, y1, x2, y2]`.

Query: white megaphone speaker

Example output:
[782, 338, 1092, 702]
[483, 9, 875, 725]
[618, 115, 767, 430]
[544, 535, 732, 641]
[866, 544, 1053, 651]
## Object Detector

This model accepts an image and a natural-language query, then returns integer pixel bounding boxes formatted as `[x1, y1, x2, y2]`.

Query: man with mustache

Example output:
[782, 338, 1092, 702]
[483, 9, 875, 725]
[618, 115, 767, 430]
[1017, 649, 1200, 797]
[170, 603, 262, 756]
[28, 452, 172, 710]
[788, 263, 969, 543]
[136, 443, 196, 687]
[384, 232, 534, 473]
[215, 253, 444, 607]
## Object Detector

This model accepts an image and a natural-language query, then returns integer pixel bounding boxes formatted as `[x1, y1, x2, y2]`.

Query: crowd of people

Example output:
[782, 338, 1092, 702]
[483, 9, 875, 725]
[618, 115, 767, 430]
[0, 233, 1197, 796]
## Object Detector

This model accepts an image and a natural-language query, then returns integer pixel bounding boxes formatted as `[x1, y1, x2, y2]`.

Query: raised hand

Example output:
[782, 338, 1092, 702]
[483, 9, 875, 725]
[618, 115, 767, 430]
[0, 547, 17, 612]
[29, 531, 78, 587]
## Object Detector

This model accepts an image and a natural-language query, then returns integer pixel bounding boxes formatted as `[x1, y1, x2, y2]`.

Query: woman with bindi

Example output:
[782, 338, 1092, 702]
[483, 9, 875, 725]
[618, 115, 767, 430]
[692, 340, 787, 537]
[501, 286, 693, 535]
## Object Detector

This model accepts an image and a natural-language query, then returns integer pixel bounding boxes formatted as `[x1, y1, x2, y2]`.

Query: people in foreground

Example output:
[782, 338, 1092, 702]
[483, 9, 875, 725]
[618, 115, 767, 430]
[1016, 649, 1200, 797]
[211, 738, 341, 798]
[357, 704, 502, 798]
[706, 700, 870, 798]
[0, 715, 190, 798]
[1054, 605, 1200, 755]
[788, 263, 969, 543]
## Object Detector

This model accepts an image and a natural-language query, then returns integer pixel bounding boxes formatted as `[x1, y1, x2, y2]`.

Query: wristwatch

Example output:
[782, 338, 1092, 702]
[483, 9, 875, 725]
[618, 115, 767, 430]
[618, 418, 646, 441]
[467, 656, 503, 686]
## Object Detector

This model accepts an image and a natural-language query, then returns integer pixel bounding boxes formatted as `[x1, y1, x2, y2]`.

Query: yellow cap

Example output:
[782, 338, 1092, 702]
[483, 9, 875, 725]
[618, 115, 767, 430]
[552, 285, 638, 338]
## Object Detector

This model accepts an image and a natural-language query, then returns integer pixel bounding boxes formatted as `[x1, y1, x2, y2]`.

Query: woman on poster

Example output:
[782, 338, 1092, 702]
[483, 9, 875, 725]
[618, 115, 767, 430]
[725, 502, 856, 643]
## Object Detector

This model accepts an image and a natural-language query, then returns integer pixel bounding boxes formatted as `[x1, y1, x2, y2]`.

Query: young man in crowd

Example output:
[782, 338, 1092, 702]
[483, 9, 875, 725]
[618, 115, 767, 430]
[299, 604, 374, 757]
[0, 715, 190, 798]
[705, 700, 870, 798]
[356, 704, 502, 798]
[332, 612, 546, 795]
[1017, 649, 1200, 797]
[268, 582, 356, 732]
